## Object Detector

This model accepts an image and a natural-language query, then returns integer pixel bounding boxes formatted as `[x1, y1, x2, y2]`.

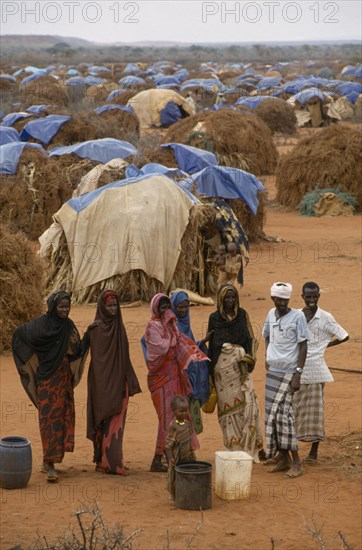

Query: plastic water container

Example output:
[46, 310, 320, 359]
[0, 436, 32, 490]
[175, 461, 212, 510]
[215, 451, 253, 500]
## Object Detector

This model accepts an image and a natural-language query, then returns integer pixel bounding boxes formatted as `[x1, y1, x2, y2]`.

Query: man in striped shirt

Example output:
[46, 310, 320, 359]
[293, 281, 349, 464]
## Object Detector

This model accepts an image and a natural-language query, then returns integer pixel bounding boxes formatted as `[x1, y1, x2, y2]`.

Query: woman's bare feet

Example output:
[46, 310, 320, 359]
[150, 455, 168, 472]
[45, 462, 59, 482]
[284, 464, 304, 478]
[268, 459, 291, 473]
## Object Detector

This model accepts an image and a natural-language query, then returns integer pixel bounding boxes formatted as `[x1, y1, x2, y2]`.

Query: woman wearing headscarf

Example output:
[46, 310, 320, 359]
[142, 293, 208, 472]
[207, 284, 264, 461]
[86, 290, 141, 475]
[170, 290, 211, 434]
[12, 291, 88, 482]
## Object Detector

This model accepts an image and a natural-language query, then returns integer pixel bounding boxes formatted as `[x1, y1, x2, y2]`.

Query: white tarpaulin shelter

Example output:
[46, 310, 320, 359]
[51, 174, 195, 293]
[127, 89, 193, 128]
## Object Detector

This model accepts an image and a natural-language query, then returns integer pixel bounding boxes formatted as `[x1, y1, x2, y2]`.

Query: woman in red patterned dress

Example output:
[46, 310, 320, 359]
[12, 291, 88, 482]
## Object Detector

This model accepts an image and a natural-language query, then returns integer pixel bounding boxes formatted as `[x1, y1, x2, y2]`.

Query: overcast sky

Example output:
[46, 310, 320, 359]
[1, 1, 361, 43]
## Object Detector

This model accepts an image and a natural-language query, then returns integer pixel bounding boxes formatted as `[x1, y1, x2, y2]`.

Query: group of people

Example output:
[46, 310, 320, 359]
[12, 280, 348, 488]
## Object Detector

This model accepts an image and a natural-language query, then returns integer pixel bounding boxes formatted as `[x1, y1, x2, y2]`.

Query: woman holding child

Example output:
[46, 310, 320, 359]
[207, 284, 264, 461]
[143, 293, 207, 472]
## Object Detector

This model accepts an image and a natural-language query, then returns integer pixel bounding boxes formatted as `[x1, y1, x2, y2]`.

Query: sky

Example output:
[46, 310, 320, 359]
[1, 0, 361, 44]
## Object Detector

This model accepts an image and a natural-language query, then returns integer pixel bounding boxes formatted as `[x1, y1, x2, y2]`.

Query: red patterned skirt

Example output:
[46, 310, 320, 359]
[93, 385, 129, 475]
[37, 361, 75, 463]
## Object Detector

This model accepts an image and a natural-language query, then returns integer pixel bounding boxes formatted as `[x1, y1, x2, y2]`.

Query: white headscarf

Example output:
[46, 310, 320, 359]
[271, 282, 292, 299]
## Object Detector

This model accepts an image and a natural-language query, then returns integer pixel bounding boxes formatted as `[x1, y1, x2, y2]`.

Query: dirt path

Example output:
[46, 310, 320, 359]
[1, 199, 361, 549]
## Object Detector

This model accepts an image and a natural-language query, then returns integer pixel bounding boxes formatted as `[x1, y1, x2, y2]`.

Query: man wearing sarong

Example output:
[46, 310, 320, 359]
[263, 282, 309, 478]
[293, 282, 349, 463]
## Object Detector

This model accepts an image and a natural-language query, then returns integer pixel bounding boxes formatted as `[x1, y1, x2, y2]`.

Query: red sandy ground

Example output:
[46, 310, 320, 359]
[1, 141, 361, 550]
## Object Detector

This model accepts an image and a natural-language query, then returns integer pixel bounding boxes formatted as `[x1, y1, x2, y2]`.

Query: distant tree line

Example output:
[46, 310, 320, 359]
[0, 42, 360, 67]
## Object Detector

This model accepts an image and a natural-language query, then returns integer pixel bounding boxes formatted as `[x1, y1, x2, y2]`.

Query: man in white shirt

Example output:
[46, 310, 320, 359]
[293, 281, 349, 464]
[263, 282, 309, 478]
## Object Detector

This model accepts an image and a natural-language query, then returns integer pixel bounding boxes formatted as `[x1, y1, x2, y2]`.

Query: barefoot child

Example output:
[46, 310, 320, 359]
[165, 395, 196, 501]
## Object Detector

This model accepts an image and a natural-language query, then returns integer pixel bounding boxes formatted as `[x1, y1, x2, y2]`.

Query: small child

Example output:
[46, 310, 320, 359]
[165, 395, 196, 502]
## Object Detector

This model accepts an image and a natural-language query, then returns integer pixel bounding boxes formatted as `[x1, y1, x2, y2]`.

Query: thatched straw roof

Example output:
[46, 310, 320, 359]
[21, 75, 68, 108]
[164, 109, 278, 176]
[255, 99, 297, 135]
[0, 148, 97, 238]
[0, 224, 45, 350]
[276, 125, 362, 209]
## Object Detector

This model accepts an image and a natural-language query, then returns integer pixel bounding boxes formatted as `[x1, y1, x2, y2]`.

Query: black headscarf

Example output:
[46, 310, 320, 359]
[207, 285, 254, 373]
[12, 291, 81, 384]
[87, 290, 141, 441]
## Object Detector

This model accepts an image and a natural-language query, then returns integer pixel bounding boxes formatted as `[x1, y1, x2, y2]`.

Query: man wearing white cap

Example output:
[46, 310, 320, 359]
[293, 281, 349, 464]
[262, 282, 309, 478]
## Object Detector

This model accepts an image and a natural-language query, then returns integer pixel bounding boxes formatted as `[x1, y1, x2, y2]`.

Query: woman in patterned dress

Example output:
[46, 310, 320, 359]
[207, 285, 264, 461]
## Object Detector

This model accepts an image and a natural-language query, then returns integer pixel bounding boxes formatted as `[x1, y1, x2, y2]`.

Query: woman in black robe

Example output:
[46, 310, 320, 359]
[207, 285, 264, 461]
[12, 291, 88, 481]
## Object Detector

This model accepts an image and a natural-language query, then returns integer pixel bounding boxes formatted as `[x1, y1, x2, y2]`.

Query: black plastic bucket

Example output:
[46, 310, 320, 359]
[0, 436, 32, 490]
[175, 461, 212, 510]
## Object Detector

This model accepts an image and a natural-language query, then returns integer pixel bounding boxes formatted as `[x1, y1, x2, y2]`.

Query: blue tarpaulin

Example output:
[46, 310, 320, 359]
[48, 138, 138, 163]
[161, 143, 217, 174]
[355, 65, 362, 79]
[345, 91, 360, 105]
[181, 79, 224, 93]
[66, 77, 86, 87]
[173, 69, 189, 82]
[26, 105, 51, 114]
[84, 76, 103, 86]
[95, 104, 132, 115]
[282, 80, 310, 95]
[0, 75, 16, 83]
[123, 63, 140, 75]
[154, 75, 180, 87]
[118, 76, 146, 87]
[235, 96, 283, 109]
[89, 66, 110, 75]
[126, 163, 188, 179]
[22, 71, 47, 85]
[257, 77, 283, 90]
[106, 89, 126, 102]
[210, 104, 238, 111]
[0, 142, 47, 174]
[159, 102, 184, 127]
[340, 65, 356, 76]
[292, 88, 324, 105]
[0, 126, 20, 145]
[2, 112, 33, 127]
[190, 166, 265, 215]
[20, 115, 71, 145]
[337, 82, 362, 96]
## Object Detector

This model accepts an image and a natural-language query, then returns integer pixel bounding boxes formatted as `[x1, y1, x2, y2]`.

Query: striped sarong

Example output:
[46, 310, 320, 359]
[293, 383, 325, 442]
[265, 371, 298, 457]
